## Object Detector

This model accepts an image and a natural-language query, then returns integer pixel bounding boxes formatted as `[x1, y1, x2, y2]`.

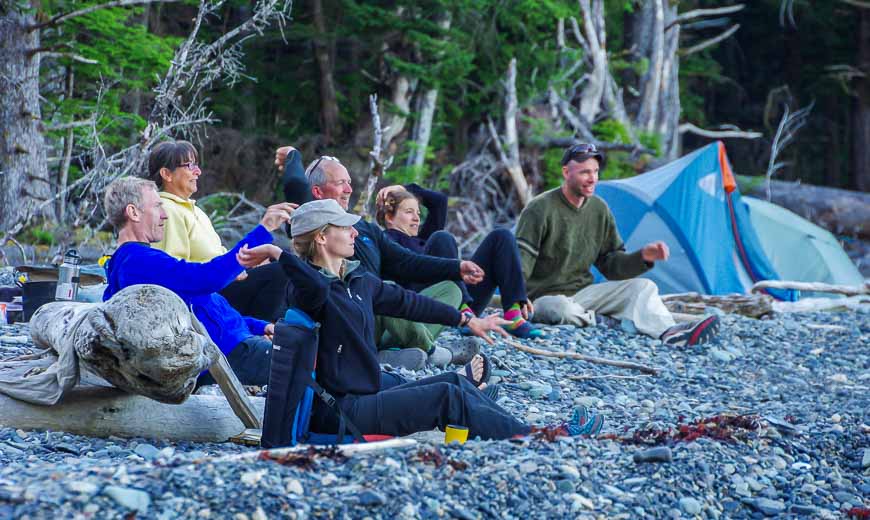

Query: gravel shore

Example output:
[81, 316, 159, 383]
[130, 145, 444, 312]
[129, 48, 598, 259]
[1, 308, 868, 519]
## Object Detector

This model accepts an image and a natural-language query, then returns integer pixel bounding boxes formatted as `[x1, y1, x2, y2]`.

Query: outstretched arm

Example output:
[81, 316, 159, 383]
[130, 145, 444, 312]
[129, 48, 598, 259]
[240, 244, 331, 317]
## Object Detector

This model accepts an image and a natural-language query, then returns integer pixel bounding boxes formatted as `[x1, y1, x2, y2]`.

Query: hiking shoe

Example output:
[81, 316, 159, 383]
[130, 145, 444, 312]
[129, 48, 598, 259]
[443, 337, 482, 365]
[427, 346, 453, 367]
[378, 348, 428, 370]
[559, 406, 605, 437]
[661, 315, 720, 347]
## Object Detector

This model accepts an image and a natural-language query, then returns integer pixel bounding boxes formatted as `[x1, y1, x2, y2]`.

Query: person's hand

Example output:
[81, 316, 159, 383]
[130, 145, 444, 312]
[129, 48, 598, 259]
[460, 260, 485, 285]
[641, 241, 669, 262]
[260, 202, 297, 231]
[376, 185, 405, 207]
[237, 244, 281, 268]
[274, 146, 296, 170]
[235, 271, 249, 282]
[466, 314, 511, 345]
[264, 323, 275, 341]
[520, 300, 534, 320]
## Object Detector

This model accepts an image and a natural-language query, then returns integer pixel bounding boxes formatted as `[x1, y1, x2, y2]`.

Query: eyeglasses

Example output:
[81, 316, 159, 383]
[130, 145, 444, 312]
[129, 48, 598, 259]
[561, 143, 603, 166]
[305, 155, 341, 180]
[179, 161, 200, 170]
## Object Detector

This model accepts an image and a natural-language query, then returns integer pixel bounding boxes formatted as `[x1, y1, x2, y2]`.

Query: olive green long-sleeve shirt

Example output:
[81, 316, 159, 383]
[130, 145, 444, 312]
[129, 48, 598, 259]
[515, 188, 651, 300]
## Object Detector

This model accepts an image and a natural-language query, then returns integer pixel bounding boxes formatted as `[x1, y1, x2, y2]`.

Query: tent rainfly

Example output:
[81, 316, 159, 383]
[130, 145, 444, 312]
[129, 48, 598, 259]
[595, 142, 797, 301]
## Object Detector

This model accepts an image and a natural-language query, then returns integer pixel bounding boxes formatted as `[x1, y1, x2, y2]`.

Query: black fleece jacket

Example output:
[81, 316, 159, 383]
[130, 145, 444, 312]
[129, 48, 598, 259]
[281, 149, 461, 286]
[279, 251, 462, 397]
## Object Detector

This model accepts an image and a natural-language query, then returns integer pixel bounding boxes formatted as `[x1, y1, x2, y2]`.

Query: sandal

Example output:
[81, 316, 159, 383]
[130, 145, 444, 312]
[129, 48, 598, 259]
[460, 354, 491, 387]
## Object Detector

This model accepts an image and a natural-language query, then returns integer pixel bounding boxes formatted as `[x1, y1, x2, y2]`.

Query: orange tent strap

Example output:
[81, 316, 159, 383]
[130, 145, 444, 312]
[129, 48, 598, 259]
[718, 141, 737, 193]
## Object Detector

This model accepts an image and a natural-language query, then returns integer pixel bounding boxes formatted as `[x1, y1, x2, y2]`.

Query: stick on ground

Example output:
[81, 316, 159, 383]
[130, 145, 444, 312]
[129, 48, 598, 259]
[503, 338, 660, 376]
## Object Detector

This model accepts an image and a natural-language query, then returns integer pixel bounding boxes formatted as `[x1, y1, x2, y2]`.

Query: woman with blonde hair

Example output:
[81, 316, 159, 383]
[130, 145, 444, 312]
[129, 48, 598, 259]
[376, 184, 543, 339]
[238, 199, 603, 439]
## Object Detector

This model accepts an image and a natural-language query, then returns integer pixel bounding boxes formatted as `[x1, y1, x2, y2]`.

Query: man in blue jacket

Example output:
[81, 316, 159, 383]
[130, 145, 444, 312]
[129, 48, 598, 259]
[275, 147, 486, 369]
[101, 176, 293, 385]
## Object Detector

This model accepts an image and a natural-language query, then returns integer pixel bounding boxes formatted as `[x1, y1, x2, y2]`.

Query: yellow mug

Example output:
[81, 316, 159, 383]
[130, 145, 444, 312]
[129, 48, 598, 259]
[444, 424, 469, 445]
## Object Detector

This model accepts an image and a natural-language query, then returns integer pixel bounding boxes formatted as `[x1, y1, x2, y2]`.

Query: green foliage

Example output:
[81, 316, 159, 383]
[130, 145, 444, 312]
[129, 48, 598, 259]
[592, 119, 631, 144]
[541, 148, 564, 190]
[25, 226, 56, 247]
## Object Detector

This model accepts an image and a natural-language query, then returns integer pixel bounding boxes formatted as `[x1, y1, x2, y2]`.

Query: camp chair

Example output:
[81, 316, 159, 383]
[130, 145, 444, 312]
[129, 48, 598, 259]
[261, 308, 392, 448]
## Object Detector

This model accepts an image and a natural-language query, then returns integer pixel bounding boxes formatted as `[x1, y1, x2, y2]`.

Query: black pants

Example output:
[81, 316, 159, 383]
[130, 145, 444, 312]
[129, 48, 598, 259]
[220, 262, 289, 322]
[420, 229, 528, 315]
[197, 335, 273, 387]
[311, 371, 531, 440]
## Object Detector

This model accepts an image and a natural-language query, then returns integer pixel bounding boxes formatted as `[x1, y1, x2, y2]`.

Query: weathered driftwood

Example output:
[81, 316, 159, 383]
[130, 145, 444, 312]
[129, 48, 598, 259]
[661, 291, 774, 319]
[29, 285, 214, 404]
[751, 280, 869, 297]
[209, 438, 418, 464]
[745, 179, 870, 240]
[773, 295, 870, 314]
[0, 386, 266, 442]
[209, 353, 261, 429]
[504, 338, 660, 375]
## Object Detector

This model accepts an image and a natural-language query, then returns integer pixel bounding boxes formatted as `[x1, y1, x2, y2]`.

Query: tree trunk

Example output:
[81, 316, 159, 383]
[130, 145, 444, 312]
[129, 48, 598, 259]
[408, 87, 439, 170]
[853, 8, 870, 192]
[312, 0, 339, 145]
[407, 12, 451, 171]
[380, 74, 417, 154]
[0, 7, 54, 233]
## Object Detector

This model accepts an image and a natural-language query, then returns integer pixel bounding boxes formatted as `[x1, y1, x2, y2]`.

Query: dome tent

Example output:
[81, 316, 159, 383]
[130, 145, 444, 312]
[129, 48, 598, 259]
[742, 196, 864, 295]
[594, 142, 797, 301]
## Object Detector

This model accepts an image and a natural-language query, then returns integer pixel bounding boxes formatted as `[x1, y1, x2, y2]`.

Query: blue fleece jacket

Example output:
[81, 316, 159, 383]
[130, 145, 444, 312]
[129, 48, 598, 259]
[102, 226, 274, 356]
[278, 251, 462, 397]
[281, 151, 461, 286]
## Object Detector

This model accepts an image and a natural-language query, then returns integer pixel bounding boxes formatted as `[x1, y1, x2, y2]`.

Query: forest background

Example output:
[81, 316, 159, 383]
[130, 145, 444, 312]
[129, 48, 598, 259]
[0, 0, 868, 262]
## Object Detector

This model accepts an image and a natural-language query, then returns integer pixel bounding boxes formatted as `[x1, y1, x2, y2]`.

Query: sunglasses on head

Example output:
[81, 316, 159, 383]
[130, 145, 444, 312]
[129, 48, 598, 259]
[561, 143, 602, 165]
[306, 155, 341, 179]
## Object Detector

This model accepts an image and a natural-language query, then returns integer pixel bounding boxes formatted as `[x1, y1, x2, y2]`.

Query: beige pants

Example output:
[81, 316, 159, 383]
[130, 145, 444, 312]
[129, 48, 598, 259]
[533, 279, 676, 338]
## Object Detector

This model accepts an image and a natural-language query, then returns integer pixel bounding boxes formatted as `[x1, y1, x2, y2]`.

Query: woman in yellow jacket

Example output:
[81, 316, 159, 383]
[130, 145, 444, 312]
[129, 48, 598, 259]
[148, 140, 289, 320]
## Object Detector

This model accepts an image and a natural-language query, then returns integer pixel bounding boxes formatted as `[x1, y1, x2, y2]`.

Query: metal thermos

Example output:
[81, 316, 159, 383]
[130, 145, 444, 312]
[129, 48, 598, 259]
[55, 249, 81, 301]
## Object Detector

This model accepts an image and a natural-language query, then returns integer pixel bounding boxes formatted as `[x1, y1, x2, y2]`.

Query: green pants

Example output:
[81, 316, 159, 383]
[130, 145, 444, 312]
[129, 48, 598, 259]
[376, 281, 463, 351]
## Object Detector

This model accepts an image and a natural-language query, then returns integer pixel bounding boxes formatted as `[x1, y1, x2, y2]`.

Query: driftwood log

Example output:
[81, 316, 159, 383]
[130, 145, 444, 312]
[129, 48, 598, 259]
[745, 179, 870, 240]
[661, 292, 775, 319]
[0, 386, 266, 442]
[751, 280, 869, 297]
[29, 284, 215, 404]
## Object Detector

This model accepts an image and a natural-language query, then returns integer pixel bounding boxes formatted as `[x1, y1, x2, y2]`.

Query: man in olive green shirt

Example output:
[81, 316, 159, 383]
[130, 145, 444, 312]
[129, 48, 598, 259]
[516, 144, 719, 347]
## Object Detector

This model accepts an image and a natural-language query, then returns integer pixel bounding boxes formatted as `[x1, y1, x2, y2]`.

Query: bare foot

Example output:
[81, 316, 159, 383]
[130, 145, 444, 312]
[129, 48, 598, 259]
[456, 354, 485, 388]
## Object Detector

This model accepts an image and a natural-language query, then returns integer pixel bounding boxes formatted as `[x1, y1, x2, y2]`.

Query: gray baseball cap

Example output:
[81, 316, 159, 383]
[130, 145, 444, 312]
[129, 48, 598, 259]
[290, 199, 361, 237]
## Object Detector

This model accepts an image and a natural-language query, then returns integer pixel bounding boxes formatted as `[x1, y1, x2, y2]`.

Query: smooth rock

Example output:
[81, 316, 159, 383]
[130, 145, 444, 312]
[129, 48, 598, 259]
[633, 447, 673, 464]
[357, 490, 386, 506]
[103, 486, 150, 514]
[679, 497, 702, 515]
[751, 498, 785, 516]
[134, 443, 160, 460]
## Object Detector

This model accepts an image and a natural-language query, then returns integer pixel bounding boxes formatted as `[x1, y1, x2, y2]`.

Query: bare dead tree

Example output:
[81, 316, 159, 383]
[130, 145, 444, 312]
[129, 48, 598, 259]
[1, 0, 293, 246]
[358, 94, 394, 219]
[765, 101, 815, 200]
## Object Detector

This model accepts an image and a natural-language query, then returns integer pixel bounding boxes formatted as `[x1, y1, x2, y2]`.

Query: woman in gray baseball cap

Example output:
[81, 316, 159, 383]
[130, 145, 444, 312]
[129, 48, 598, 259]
[237, 199, 604, 440]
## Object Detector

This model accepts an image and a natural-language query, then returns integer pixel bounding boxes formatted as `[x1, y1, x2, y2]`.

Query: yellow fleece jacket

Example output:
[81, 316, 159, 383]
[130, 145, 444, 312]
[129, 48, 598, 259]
[153, 192, 227, 262]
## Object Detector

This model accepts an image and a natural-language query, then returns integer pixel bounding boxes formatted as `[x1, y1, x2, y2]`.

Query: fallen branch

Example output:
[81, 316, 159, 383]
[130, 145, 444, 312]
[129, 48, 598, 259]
[751, 280, 869, 297]
[678, 122, 762, 139]
[772, 295, 869, 314]
[504, 338, 660, 375]
[568, 373, 651, 381]
[205, 437, 418, 464]
[670, 4, 745, 28]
